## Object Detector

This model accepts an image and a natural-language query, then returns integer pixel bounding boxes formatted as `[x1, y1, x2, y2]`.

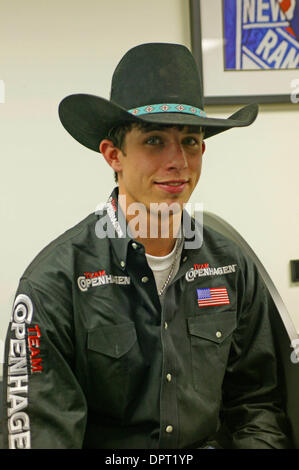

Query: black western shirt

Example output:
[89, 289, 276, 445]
[2, 188, 291, 449]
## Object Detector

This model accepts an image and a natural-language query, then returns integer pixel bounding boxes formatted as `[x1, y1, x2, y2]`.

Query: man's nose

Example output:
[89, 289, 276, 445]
[164, 141, 188, 170]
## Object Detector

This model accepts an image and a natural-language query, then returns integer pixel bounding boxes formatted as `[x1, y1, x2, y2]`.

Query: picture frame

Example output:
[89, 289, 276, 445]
[189, 0, 299, 105]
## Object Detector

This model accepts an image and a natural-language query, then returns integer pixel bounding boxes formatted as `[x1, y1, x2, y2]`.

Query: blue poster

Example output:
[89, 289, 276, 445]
[223, 0, 299, 70]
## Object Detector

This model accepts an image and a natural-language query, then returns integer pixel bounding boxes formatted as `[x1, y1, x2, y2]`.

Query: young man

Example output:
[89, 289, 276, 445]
[2, 43, 291, 449]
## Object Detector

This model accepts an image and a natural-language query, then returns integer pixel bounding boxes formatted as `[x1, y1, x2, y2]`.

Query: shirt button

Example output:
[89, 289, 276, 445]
[164, 321, 168, 330]
[166, 373, 172, 382]
[166, 425, 173, 433]
[141, 276, 149, 283]
[182, 256, 188, 262]
[132, 242, 138, 249]
[216, 331, 222, 338]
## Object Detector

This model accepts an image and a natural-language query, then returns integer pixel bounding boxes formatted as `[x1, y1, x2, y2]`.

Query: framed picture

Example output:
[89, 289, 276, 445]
[189, 0, 299, 104]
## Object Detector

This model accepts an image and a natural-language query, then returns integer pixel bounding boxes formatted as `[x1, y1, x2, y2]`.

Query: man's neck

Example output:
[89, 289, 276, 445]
[117, 193, 182, 257]
[137, 236, 177, 257]
[132, 213, 182, 256]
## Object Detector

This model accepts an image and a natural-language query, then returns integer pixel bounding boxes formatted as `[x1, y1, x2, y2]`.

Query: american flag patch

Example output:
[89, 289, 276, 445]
[197, 287, 230, 307]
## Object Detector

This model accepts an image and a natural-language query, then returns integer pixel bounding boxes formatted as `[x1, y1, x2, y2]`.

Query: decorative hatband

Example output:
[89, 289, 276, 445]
[128, 103, 206, 117]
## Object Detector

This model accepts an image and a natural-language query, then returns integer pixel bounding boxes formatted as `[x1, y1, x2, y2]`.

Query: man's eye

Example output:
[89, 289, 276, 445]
[183, 137, 199, 146]
[145, 136, 163, 145]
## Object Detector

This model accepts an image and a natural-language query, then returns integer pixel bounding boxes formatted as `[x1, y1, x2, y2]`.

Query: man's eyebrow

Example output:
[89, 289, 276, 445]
[138, 126, 168, 134]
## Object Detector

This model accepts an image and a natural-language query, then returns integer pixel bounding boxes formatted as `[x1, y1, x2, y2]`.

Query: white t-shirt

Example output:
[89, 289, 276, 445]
[145, 238, 183, 299]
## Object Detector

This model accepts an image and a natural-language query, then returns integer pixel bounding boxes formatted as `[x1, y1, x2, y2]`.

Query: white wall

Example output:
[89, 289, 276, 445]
[1, 0, 298, 368]
[191, 102, 299, 331]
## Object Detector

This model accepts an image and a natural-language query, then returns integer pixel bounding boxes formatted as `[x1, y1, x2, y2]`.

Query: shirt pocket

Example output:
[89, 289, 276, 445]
[187, 310, 236, 398]
[86, 322, 139, 420]
[88, 322, 137, 358]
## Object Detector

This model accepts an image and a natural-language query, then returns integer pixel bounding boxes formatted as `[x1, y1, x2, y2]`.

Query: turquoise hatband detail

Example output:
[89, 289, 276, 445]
[128, 103, 206, 118]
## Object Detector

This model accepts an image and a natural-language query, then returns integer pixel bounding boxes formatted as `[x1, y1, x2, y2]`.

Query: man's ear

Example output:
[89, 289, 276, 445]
[202, 140, 206, 155]
[99, 139, 122, 174]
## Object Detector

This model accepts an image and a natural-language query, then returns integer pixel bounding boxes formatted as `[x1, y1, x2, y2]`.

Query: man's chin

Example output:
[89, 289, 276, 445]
[145, 197, 186, 218]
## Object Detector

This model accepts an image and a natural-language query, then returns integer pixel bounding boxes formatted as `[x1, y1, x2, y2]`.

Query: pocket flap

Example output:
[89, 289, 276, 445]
[187, 311, 236, 344]
[87, 322, 137, 358]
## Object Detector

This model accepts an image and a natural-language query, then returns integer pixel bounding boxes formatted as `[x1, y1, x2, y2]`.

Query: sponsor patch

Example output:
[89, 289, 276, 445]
[197, 287, 230, 307]
[77, 272, 131, 292]
[186, 264, 237, 282]
[7, 294, 33, 449]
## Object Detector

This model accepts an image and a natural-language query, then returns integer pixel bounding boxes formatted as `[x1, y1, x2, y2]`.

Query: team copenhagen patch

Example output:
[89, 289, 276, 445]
[186, 263, 237, 282]
[77, 271, 130, 292]
[197, 287, 230, 308]
[7, 293, 37, 449]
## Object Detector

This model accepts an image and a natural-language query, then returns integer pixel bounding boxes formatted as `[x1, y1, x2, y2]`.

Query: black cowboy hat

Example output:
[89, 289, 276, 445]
[58, 43, 258, 152]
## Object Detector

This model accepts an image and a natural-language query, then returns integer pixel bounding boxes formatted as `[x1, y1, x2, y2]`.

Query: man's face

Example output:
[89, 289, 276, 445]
[115, 125, 205, 212]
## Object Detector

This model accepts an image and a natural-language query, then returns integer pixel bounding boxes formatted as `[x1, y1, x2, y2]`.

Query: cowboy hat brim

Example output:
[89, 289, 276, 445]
[58, 93, 259, 153]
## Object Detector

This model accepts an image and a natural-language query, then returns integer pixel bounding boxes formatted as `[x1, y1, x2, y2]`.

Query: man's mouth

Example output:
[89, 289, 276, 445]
[154, 179, 190, 193]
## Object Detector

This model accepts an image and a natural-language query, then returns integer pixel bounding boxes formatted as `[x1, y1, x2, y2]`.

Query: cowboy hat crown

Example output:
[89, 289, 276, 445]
[110, 42, 204, 112]
[58, 42, 258, 152]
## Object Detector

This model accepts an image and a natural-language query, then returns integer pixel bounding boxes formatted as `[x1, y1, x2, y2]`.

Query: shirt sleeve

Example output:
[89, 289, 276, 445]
[2, 277, 87, 449]
[221, 258, 293, 449]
